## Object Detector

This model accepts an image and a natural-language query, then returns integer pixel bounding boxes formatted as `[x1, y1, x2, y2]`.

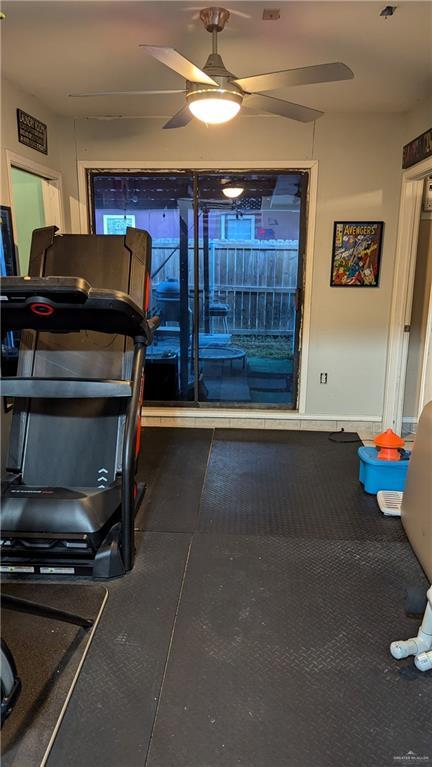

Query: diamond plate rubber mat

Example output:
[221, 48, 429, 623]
[47, 532, 190, 767]
[136, 427, 213, 532]
[199, 429, 405, 540]
[1, 582, 107, 767]
[146, 534, 431, 767]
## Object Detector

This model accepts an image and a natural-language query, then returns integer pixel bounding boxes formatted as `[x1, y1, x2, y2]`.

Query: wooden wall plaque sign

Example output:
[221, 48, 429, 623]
[402, 128, 432, 170]
[17, 108, 48, 155]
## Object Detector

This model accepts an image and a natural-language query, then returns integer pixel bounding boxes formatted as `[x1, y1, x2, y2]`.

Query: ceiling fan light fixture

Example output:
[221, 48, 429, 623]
[222, 186, 244, 198]
[187, 88, 242, 124]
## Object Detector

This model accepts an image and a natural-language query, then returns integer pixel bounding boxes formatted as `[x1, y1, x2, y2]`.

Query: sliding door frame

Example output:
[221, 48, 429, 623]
[78, 159, 318, 414]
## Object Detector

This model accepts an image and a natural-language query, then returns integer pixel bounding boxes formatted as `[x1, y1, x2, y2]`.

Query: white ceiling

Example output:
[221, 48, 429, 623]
[2, 1, 432, 119]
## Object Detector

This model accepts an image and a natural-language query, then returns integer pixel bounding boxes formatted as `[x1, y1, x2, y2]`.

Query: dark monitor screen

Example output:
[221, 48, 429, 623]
[0, 206, 18, 277]
[1, 206, 20, 381]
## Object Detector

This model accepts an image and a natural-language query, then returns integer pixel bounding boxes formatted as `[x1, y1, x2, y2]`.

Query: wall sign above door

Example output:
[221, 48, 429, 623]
[402, 128, 432, 169]
[16, 108, 48, 155]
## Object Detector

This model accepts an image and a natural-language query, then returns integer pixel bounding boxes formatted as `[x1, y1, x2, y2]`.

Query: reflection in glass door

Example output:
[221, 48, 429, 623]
[89, 170, 307, 407]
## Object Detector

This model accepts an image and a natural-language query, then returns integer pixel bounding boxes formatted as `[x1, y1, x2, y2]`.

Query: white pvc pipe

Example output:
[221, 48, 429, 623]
[415, 650, 432, 672]
[390, 585, 432, 667]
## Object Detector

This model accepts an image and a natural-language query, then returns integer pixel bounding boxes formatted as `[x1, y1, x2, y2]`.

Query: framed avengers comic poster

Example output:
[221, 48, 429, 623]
[330, 221, 384, 287]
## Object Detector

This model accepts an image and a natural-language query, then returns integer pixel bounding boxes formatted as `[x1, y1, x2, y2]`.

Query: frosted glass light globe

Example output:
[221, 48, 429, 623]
[188, 96, 241, 124]
[222, 187, 244, 198]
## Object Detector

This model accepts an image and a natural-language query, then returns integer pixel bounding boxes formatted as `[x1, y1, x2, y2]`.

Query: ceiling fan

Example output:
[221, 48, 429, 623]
[70, 6, 354, 128]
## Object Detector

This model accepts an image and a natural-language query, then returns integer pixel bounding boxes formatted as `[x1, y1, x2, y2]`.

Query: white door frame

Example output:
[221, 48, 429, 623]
[77, 158, 318, 415]
[6, 149, 65, 237]
[418, 275, 432, 414]
[383, 154, 432, 431]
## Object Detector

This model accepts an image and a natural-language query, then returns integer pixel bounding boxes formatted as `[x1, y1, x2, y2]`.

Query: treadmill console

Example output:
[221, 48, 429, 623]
[1, 276, 91, 304]
[0, 275, 158, 339]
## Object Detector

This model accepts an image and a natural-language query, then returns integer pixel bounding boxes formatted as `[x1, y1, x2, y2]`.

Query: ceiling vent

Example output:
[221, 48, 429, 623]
[262, 9, 280, 21]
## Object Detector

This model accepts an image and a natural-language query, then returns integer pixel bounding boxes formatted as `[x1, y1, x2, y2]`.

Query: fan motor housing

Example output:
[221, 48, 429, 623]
[185, 80, 244, 110]
[202, 53, 237, 81]
[187, 71, 242, 91]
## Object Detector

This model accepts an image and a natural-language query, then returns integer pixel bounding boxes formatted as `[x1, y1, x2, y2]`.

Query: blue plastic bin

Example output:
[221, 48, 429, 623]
[358, 446, 410, 495]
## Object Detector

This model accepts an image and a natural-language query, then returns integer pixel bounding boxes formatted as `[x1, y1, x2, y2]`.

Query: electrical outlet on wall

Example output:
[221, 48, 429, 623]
[320, 372, 328, 384]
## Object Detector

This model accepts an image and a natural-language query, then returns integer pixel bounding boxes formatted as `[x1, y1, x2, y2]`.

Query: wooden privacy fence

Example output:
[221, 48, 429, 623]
[151, 240, 299, 336]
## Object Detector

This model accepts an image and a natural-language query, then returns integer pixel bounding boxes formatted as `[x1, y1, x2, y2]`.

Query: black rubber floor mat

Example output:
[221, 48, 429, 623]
[136, 427, 213, 532]
[1, 582, 107, 767]
[199, 429, 405, 540]
[47, 532, 190, 767]
[146, 534, 431, 767]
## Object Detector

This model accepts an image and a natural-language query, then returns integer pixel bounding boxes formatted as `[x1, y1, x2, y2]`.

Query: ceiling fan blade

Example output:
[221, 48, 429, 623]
[69, 89, 184, 97]
[163, 105, 193, 129]
[234, 62, 354, 93]
[245, 94, 323, 123]
[140, 45, 218, 86]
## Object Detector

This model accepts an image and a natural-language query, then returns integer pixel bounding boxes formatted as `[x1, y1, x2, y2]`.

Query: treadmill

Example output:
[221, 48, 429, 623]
[0, 226, 158, 578]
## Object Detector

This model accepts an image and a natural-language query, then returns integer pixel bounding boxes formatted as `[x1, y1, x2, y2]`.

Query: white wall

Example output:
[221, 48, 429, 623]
[0, 77, 75, 230]
[73, 111, 404, 418]
[307, 113, 403, 416]
[403, 96, 432, 143]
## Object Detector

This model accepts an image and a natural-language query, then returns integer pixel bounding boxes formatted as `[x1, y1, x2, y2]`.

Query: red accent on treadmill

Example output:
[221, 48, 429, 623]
[29, 302, 55, 317]
[134, 374, 145, 457]
[144, 277, 150, 311]
[135, 419, 141, 457]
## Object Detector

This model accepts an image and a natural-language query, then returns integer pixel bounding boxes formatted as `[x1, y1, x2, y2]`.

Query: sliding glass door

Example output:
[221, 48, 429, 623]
[196, 172, 305, 406]
[89, 169, 307, 408]
[90, 173, 196, 402]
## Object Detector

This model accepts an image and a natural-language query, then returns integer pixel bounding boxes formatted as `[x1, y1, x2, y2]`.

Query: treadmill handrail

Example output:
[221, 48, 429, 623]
[1, 275, 159, 341]
[0, 377, 132, 399]
[1, 275, 91, 298]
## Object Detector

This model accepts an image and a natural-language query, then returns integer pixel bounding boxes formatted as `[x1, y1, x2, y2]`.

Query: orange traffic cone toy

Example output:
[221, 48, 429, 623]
[374, 429, 405, 461]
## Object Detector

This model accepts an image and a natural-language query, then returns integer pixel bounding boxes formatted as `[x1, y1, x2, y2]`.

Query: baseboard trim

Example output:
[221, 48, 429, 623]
[142, 407, 381, 422]
[141, 408, 382, 436]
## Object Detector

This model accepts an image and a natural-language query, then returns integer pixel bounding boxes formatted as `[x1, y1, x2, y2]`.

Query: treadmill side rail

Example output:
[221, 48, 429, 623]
[1, 378, 132, 398]
[120, 342, 145, 573]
